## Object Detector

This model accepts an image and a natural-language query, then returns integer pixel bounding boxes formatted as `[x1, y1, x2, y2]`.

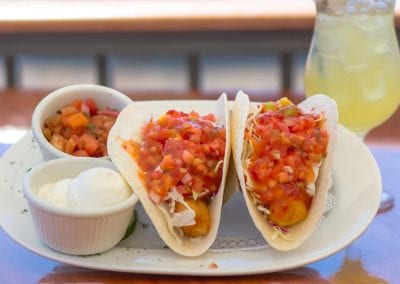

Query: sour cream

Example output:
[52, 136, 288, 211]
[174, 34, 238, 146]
[36, 167, 132, 209]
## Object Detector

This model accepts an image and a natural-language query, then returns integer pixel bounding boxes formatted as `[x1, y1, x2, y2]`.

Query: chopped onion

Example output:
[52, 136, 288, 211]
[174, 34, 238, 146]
[172, 209, 196, 227]
[282, 165, 293, 174]
[214, 160, 223, 173]
[257, 205, 271, 215]
[181, 173, 192, 185]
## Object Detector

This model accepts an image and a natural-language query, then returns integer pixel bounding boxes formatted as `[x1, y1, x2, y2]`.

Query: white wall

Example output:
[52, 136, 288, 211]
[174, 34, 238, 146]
[19, 54, 97, 89]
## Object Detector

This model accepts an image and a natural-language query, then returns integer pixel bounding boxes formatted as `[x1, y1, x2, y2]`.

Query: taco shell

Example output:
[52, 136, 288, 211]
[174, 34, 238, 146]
[108, 94, 231, 256]
[231, 91, 338, 251]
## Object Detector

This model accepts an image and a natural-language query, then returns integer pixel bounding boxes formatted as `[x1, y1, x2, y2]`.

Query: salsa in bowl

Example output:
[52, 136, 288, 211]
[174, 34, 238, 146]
[32, 84, 133, 161]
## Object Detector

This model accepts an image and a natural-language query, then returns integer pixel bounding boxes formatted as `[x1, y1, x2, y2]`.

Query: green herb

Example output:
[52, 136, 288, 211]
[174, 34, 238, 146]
[20, 209, 29, 214]
[26, 168, 32, 172]
[280, 105, 298, 117]
[122, 210, 137, 240]
[263, 101, 275, 111]
[81, 253, 102, 257]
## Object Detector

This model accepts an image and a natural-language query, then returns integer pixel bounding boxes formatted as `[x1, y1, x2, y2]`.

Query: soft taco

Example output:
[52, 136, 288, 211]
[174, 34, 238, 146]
[108, 94, 231, 256]
[232, 91, 338, 251]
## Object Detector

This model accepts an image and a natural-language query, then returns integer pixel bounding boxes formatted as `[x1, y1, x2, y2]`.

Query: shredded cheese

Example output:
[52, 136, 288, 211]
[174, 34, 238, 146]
[167, 187, 196, 227]
[306, 164, 321, 197]
[257, 205, 271, 215]
[271, 226, 294, 242]
[214, 160, 224, 173]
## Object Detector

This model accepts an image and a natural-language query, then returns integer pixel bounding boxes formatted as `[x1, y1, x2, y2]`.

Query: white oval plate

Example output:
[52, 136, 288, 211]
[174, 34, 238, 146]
[0, 100, 381, 276]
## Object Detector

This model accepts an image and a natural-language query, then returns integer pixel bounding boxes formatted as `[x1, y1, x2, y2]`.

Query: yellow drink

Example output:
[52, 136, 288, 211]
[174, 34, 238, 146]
[305, 13, 400, 136]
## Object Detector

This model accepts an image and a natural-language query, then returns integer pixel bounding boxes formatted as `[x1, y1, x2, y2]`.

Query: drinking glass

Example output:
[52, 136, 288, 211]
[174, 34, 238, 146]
[304, 0, 400, 212]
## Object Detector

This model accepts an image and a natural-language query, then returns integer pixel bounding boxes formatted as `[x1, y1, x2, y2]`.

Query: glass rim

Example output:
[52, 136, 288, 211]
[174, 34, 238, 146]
[315, 0, 396, 15]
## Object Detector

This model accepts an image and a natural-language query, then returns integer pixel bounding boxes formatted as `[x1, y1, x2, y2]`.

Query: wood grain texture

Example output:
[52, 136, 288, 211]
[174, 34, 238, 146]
[1, 146, 398, 283]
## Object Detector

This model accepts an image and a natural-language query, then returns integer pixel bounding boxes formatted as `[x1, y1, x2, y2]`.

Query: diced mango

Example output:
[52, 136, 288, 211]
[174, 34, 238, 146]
[269, 199, 308, 227]
[175, 199, 210, 237]
[279, 97, 293, 107]
[67, 112, 89, 130]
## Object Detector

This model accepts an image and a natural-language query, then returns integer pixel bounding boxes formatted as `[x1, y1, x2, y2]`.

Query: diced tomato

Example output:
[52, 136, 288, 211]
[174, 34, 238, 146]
[70, 134, 80, 144]
[201, 113, 216, 122]
[65, 138, 76, 154]
[61, 106, 79, 117]
[83, 98, 98, 115]
[97, 109, 119, 117]
[192, 175, 204, 193]
[160, 173, 174, 193]
[250, 159, 271, 182]
[149, 190, 162, 203]
[278, 172, 289, 183]
[182, 149, 194, 165]
[50, 134, 67, 151]
[160, 154, 176, 171]
[43, 98, 118, 157]
[181, 173, 192, 185]
[80, 134, 99, 156]
[126, 109, 225, 203]
[71, 100, 82, 110]
[176, 185, 192, 196]
[209, 139, 220, 151]
[72, 149, 89, 157]
[267, 178, 277, 189]
[286, 154, 300, 167]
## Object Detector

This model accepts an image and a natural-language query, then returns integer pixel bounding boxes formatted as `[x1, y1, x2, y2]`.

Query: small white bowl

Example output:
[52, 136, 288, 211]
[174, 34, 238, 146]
[22, 158, 139, 255]
[32, 84, 133, 161]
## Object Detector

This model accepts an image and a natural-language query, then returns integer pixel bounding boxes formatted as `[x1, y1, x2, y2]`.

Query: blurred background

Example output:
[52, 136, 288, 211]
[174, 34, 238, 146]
[0, 0, 399, 145]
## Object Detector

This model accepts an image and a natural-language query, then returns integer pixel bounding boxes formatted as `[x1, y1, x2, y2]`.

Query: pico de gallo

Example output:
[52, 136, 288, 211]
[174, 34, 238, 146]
[122, 110, 226, 237]
[43, 98, 119, 157]
[243, 97, 329, 229]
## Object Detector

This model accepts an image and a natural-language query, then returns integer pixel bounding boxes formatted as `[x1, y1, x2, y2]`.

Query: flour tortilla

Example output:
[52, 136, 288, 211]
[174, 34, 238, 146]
[108, 94, 231, 256]
[232, 91, 338, 251]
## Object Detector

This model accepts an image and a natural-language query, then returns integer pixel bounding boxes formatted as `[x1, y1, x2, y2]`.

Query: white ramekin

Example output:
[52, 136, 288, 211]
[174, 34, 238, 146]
[22, 158, 139, 255]
[31, 84, 133, 161]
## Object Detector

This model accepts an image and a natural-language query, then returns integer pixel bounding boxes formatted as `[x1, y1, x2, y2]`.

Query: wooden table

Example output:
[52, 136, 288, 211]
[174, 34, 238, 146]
[0, 143, 398, 283]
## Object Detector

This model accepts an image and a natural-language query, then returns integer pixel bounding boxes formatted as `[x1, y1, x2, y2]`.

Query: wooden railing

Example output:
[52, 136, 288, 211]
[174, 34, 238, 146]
[0, 30, 312, 96]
